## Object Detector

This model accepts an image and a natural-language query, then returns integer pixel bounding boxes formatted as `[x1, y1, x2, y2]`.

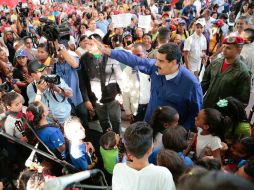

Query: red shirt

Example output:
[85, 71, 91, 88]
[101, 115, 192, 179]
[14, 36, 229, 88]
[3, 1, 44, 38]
[221, 60, 232, 73]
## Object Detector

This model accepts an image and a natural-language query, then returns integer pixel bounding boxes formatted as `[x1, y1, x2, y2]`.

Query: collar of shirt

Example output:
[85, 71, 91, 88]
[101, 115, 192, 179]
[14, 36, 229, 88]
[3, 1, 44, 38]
[193, 32, 203, 39]
[165, 69, 180, 80]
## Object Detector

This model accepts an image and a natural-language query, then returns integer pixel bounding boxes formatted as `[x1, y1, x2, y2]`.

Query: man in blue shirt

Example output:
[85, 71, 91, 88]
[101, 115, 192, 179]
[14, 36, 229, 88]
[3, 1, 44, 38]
[93, 40, 203, 130]
[182, 2, 197, 27]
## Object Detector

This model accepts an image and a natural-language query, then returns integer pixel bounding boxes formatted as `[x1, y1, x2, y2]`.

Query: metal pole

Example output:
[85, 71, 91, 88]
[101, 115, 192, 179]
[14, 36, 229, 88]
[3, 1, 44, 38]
[0, 130, 79, 172]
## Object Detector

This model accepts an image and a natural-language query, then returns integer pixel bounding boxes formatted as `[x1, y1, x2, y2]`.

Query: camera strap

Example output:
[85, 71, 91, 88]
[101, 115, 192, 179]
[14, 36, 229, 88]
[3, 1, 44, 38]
[50, 87, 66, 103]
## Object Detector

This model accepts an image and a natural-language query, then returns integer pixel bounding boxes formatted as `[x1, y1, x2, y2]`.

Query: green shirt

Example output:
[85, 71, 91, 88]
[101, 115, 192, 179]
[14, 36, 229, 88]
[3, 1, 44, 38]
[235, 122, 251, 137]
[100, 146, 119, 174]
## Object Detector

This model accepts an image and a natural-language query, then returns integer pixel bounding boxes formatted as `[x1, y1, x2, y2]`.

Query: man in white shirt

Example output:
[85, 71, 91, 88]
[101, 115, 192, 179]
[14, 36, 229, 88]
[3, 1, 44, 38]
[85, 19, 105, 39]
[184, 18, 207, 76]
[112, 122, 175, 190]
[122, 43, 151, 123]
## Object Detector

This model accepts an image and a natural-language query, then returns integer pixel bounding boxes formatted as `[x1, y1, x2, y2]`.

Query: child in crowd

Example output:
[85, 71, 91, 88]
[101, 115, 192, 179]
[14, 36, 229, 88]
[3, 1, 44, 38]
[224, 137, 254, 172]
[149, 125, 193, 167]
[26, 101, 66, 160]
[150, 106, 179, 148]
[157, 149, 185, 184]
[236, 159, 254, 184]
[112, 122, 175, 190]
[3, 91, 27, 141]
[162, 126, 193, 167]
[2, 91, 29, 175]
[99, 131, 120, 184]
[195, 108, 231, 162]
[64, 116, 97, 171]
[195, 159, 222, 171]
[216, 97, 252, 143]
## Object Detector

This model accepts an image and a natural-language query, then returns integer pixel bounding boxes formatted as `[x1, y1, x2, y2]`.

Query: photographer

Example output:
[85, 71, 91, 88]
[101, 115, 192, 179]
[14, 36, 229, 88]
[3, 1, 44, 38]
[52, 41, 89, 127]
[26, 59, 73, 124]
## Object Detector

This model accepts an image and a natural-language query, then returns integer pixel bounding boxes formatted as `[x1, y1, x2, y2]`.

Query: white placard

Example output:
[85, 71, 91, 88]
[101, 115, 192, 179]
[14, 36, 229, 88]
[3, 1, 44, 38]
[111, 13, 132, 28]
[138, 15, 151, 29]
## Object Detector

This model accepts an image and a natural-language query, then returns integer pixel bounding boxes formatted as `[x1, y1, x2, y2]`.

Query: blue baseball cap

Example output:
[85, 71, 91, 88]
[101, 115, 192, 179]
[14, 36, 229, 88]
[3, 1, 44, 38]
[123, 31, 132, 38]
[178, 19, 186, 25]
[15, 49, 27, 58]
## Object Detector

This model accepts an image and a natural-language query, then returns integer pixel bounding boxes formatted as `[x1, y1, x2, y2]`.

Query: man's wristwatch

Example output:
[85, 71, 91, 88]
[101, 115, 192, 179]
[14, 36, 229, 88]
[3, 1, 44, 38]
[58, 45, 65, 52]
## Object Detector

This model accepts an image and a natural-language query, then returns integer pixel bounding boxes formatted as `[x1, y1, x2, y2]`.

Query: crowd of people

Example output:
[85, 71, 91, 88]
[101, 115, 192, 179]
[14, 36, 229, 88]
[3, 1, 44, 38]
[0, 0, 254, 189]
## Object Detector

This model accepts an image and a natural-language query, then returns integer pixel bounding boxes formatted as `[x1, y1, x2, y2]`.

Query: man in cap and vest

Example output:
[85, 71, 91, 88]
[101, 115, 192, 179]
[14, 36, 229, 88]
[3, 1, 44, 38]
[201, 36, 251, 108]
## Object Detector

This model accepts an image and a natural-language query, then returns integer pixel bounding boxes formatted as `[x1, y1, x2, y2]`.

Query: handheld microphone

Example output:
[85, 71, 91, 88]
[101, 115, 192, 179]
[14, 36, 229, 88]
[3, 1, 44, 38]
[25, 143, 39, 167]
[43, 169, 99, 190]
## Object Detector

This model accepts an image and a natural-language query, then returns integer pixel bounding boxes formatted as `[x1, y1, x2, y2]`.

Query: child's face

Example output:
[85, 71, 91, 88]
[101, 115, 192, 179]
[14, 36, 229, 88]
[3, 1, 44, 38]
[67, 123, 86, 141]
[8, 96, 23, 113]
[230, 142, 247, 162]
[195, 110, 206, 129]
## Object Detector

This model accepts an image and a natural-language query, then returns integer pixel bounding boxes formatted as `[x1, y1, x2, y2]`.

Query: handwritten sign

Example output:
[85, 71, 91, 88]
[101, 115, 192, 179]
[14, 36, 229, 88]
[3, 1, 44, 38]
[111, 13, 132, 28]
[138, 15, 151, 30]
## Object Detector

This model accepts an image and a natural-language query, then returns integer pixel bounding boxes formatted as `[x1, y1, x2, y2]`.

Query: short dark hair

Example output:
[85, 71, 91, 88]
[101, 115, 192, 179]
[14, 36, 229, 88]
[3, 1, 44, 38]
[150, 106, 179, 139]
[111, 34, 123, 47]
[240, 137, 254, 157]
[124, 122, 153, 159]
[196, 159, 222, 170]
[157, 149, 185, 183]
[238, 16, 249, 24]
[23, 36, 33, 42]
[158, 43, 182, 64]
[244, 28, 254, 43]
[88, 33, 102, 42]
[37, 43, 49, 53]
[162, 125, 188, 152]
[157, 27, 170, 44]
[100, 131, 117, 150]
[178, 171, 254, 190]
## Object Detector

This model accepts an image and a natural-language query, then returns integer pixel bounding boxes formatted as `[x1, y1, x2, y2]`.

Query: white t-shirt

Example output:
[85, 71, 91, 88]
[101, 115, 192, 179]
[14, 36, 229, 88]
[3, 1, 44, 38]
[112, 163, 175, 190]
[4, 107, 27, 138]
[196, 127, 222, 158]
[183, 32, 207, 72]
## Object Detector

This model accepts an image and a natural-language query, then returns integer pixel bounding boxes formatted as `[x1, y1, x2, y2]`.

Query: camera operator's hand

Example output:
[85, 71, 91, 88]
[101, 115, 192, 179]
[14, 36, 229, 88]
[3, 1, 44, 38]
[36, 80, 48, 93]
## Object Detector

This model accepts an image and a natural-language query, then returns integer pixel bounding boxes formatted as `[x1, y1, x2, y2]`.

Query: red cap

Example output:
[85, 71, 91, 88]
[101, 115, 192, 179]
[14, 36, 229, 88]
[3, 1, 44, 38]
[222, 36, 244, 45]
[162, 13, 169, 18]
[214, 19, 224, 27]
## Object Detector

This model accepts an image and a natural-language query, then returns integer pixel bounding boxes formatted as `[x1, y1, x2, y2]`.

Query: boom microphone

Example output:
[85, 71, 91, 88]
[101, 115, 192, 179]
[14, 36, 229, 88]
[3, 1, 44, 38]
[25, 143, 39, 167]
[43, 169, 100, 190]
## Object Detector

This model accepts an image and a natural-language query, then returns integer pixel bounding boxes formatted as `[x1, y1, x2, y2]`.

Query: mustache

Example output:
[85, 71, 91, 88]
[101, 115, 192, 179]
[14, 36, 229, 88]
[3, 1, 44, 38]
[156, 66, 161, 71]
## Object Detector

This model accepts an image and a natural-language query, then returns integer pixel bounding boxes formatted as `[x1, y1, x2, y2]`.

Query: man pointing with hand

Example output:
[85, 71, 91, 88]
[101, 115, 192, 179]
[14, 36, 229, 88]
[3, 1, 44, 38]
[92, 37, 203, 130]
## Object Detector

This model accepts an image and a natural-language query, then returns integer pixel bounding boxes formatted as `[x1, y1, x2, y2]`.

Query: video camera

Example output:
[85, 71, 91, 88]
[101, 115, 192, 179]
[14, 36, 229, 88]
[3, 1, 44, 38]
[40, 75, 60, 85]
[16, 2, 29, 27]
[39, 17, 70, 44]
[0, 82, 13, 93]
